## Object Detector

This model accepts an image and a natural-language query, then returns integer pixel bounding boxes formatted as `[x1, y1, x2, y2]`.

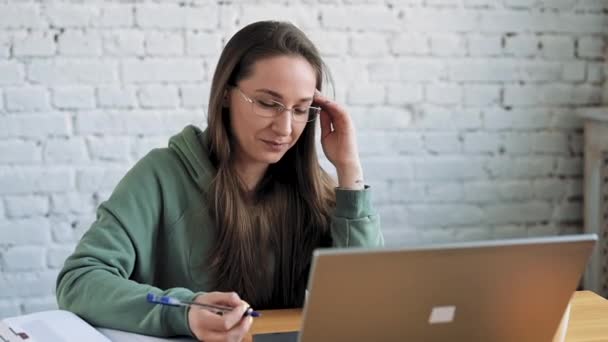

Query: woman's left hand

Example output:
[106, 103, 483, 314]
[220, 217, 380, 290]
[314, 90, 364, 189]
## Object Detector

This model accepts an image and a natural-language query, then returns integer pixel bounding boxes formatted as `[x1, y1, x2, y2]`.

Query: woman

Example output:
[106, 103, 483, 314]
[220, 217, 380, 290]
[56, 20, 383, 341]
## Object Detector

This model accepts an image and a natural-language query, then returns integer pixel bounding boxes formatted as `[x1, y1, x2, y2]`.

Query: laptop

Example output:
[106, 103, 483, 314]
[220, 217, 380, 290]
[298, 234, 597, 342]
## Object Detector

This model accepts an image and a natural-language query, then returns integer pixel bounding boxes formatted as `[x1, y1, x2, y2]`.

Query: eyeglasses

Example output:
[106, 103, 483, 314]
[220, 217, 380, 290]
[235, 87, 321, 123]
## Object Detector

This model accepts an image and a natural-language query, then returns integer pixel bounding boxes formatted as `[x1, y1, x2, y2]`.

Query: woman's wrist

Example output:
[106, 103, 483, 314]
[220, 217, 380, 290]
[336, 162, 364, 190]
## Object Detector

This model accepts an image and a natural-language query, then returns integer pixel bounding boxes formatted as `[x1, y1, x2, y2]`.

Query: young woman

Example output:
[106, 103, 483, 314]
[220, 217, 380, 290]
[56, 20, 383, 341]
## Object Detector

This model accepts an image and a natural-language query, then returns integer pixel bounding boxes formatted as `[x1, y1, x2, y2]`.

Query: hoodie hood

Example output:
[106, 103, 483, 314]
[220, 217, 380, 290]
[168, 125, 216, 193]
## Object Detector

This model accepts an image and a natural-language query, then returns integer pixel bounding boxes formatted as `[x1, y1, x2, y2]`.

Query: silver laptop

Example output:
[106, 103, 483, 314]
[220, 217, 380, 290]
[299, 234, 597, 342]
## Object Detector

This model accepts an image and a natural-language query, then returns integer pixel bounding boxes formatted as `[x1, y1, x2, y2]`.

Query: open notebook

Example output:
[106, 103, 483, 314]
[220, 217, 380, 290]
[1, 310, 194, 342]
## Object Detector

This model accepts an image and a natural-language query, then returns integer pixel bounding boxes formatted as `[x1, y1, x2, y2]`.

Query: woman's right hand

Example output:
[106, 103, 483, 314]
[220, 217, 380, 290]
[187, 291, 253, 342]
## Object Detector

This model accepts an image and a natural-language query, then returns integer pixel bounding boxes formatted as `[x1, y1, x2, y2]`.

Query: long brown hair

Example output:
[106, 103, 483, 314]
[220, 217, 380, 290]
[205, 21, 336, 308]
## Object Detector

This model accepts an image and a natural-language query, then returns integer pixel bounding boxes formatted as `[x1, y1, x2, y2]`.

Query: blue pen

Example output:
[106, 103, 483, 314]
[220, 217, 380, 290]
[146, 293, 261, 318]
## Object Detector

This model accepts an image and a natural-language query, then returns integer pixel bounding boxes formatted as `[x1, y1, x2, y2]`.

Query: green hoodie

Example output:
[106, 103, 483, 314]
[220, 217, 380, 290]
[56, 125, 383, 338]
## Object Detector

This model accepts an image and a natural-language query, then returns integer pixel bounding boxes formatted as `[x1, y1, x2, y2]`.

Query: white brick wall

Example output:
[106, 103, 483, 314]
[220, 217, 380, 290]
[0, 0, 605, 318]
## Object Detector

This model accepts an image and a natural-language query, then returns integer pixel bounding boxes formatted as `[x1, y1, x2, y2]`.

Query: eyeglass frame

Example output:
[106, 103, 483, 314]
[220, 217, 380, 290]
[233, 87, 321, 123]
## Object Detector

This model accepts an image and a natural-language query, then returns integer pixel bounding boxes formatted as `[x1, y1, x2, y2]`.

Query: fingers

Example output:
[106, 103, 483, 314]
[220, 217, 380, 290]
[196, 291, 243, 307]
[313, 90, 352, 131]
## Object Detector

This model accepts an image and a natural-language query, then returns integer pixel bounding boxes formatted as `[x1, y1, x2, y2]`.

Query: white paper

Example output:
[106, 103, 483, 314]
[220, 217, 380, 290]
[3, 310, 111, 342]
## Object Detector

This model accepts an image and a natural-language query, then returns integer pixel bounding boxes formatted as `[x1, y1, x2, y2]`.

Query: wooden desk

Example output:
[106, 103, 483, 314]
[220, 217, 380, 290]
[566, 291, 608, 341]
[246, 291, 608, 341]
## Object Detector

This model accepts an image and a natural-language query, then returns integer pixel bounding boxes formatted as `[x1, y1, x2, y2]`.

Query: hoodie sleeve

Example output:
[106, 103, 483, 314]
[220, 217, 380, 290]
[330, 186, 384, 248]
[55, 151, 196, 337]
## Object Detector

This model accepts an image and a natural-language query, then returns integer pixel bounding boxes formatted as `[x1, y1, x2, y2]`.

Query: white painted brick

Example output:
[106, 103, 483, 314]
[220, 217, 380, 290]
[138, 84, 179, 108]
[425, 83, 462, 104]
[0, 271, 57, 298]
[76, 167, 129, 191]
[533, 179, 566, 200]
[430, 34, 466, 56]
[145, 31, 183, 56]
[97, 86, 137, 108]
[322, 6, 400, 31]
[484, 202, 553, 224]
[387, 84, 423, 104]
[51, 215, 95, 242]
[347, 84, 385, 105]
[45, 4, 97, 27]
[0, 218, 52, 245]
[463, 85, 500, 106]
[553, 202, 582, 221]
[240, 5, 318, 29]
[453, 227, 494, 242]
[370, 59, 443, 81]
[350, 33, 389, 57]
[504, 35, 538, 57]
[136, 5, 218, 29]
[43, 138, 88, 163]
[0, 140, 42, 164]
[405, 9, 477, 32]
[0, 33, 11, 58]
[467, 34, 502, 56]
[362, 158, 414, 180]
[449, 59, 518, 81]
[180, 84, 211, 108]
[486, 156, 555, 178]
[57, 30, 102, 56]
[464, 0, 497, 8]
[556, 157, 582, 176]
[96, 5, 134, 28]
[578, 36, 605, 59]
[358, 131, 424, 156]
[0, 114, 71, 139]
[569, 84, 602, 104]
[1, 246, 46, 271]
[52, 86, 95, 109]
[587, 62, 604, 83]
[22, 297, 58, 315]
[186, 31, 221, 56]
[4, 195, 49, 218]
[540, 35, 575, 59]
[131, 136, 167, 160]
[463, 132, 501, 153]
[424, 182, 464, 202]
[0, 301, 20, 319]
[5, 86, 50, 112]
[521, 61, 563, 81]
[87, 136, 130, 162]
[307, 31, 348, 57]
[503, 84, 538, 106]
[502, 132, 534, 154]
[28, 60, 118, 85]
[325, 57, 368, 83]
[425, 0, 461, 7]
[0, 4, 46, 29]
[423, 132, 461, 154]
[390, 33, 429, 55]
[13, 31, 55, 57]
[464, 181, 534, 203]
[574, 0, 608, 11]
[493, 225, 528, 239]
[532, 132, 569, 154]
[0, 62, 25, 85]
[408, 204, 484, 226]
[102, 30, 144, 56]
[453, 108, 483, 129]
[552, 108, 583, 129]
[561, 61, 586, 82]
[47, 247, 74, 269]
[537, 0, 578, 10]
[350, 106, 412, 129]
[386, 181, 426, 203]
[74, 110, 202, 135]
[122, 59, 205, 83]
[50, 192, 95, 215]
[414, 157, 486, 181]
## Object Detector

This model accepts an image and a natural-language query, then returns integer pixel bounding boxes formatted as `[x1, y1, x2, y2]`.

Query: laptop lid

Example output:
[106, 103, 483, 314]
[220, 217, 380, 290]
[299, 234, 597, 342]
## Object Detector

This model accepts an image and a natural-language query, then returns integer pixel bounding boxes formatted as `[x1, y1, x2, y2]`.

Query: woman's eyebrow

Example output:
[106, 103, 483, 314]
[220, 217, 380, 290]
[254, 88, 313, 103]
